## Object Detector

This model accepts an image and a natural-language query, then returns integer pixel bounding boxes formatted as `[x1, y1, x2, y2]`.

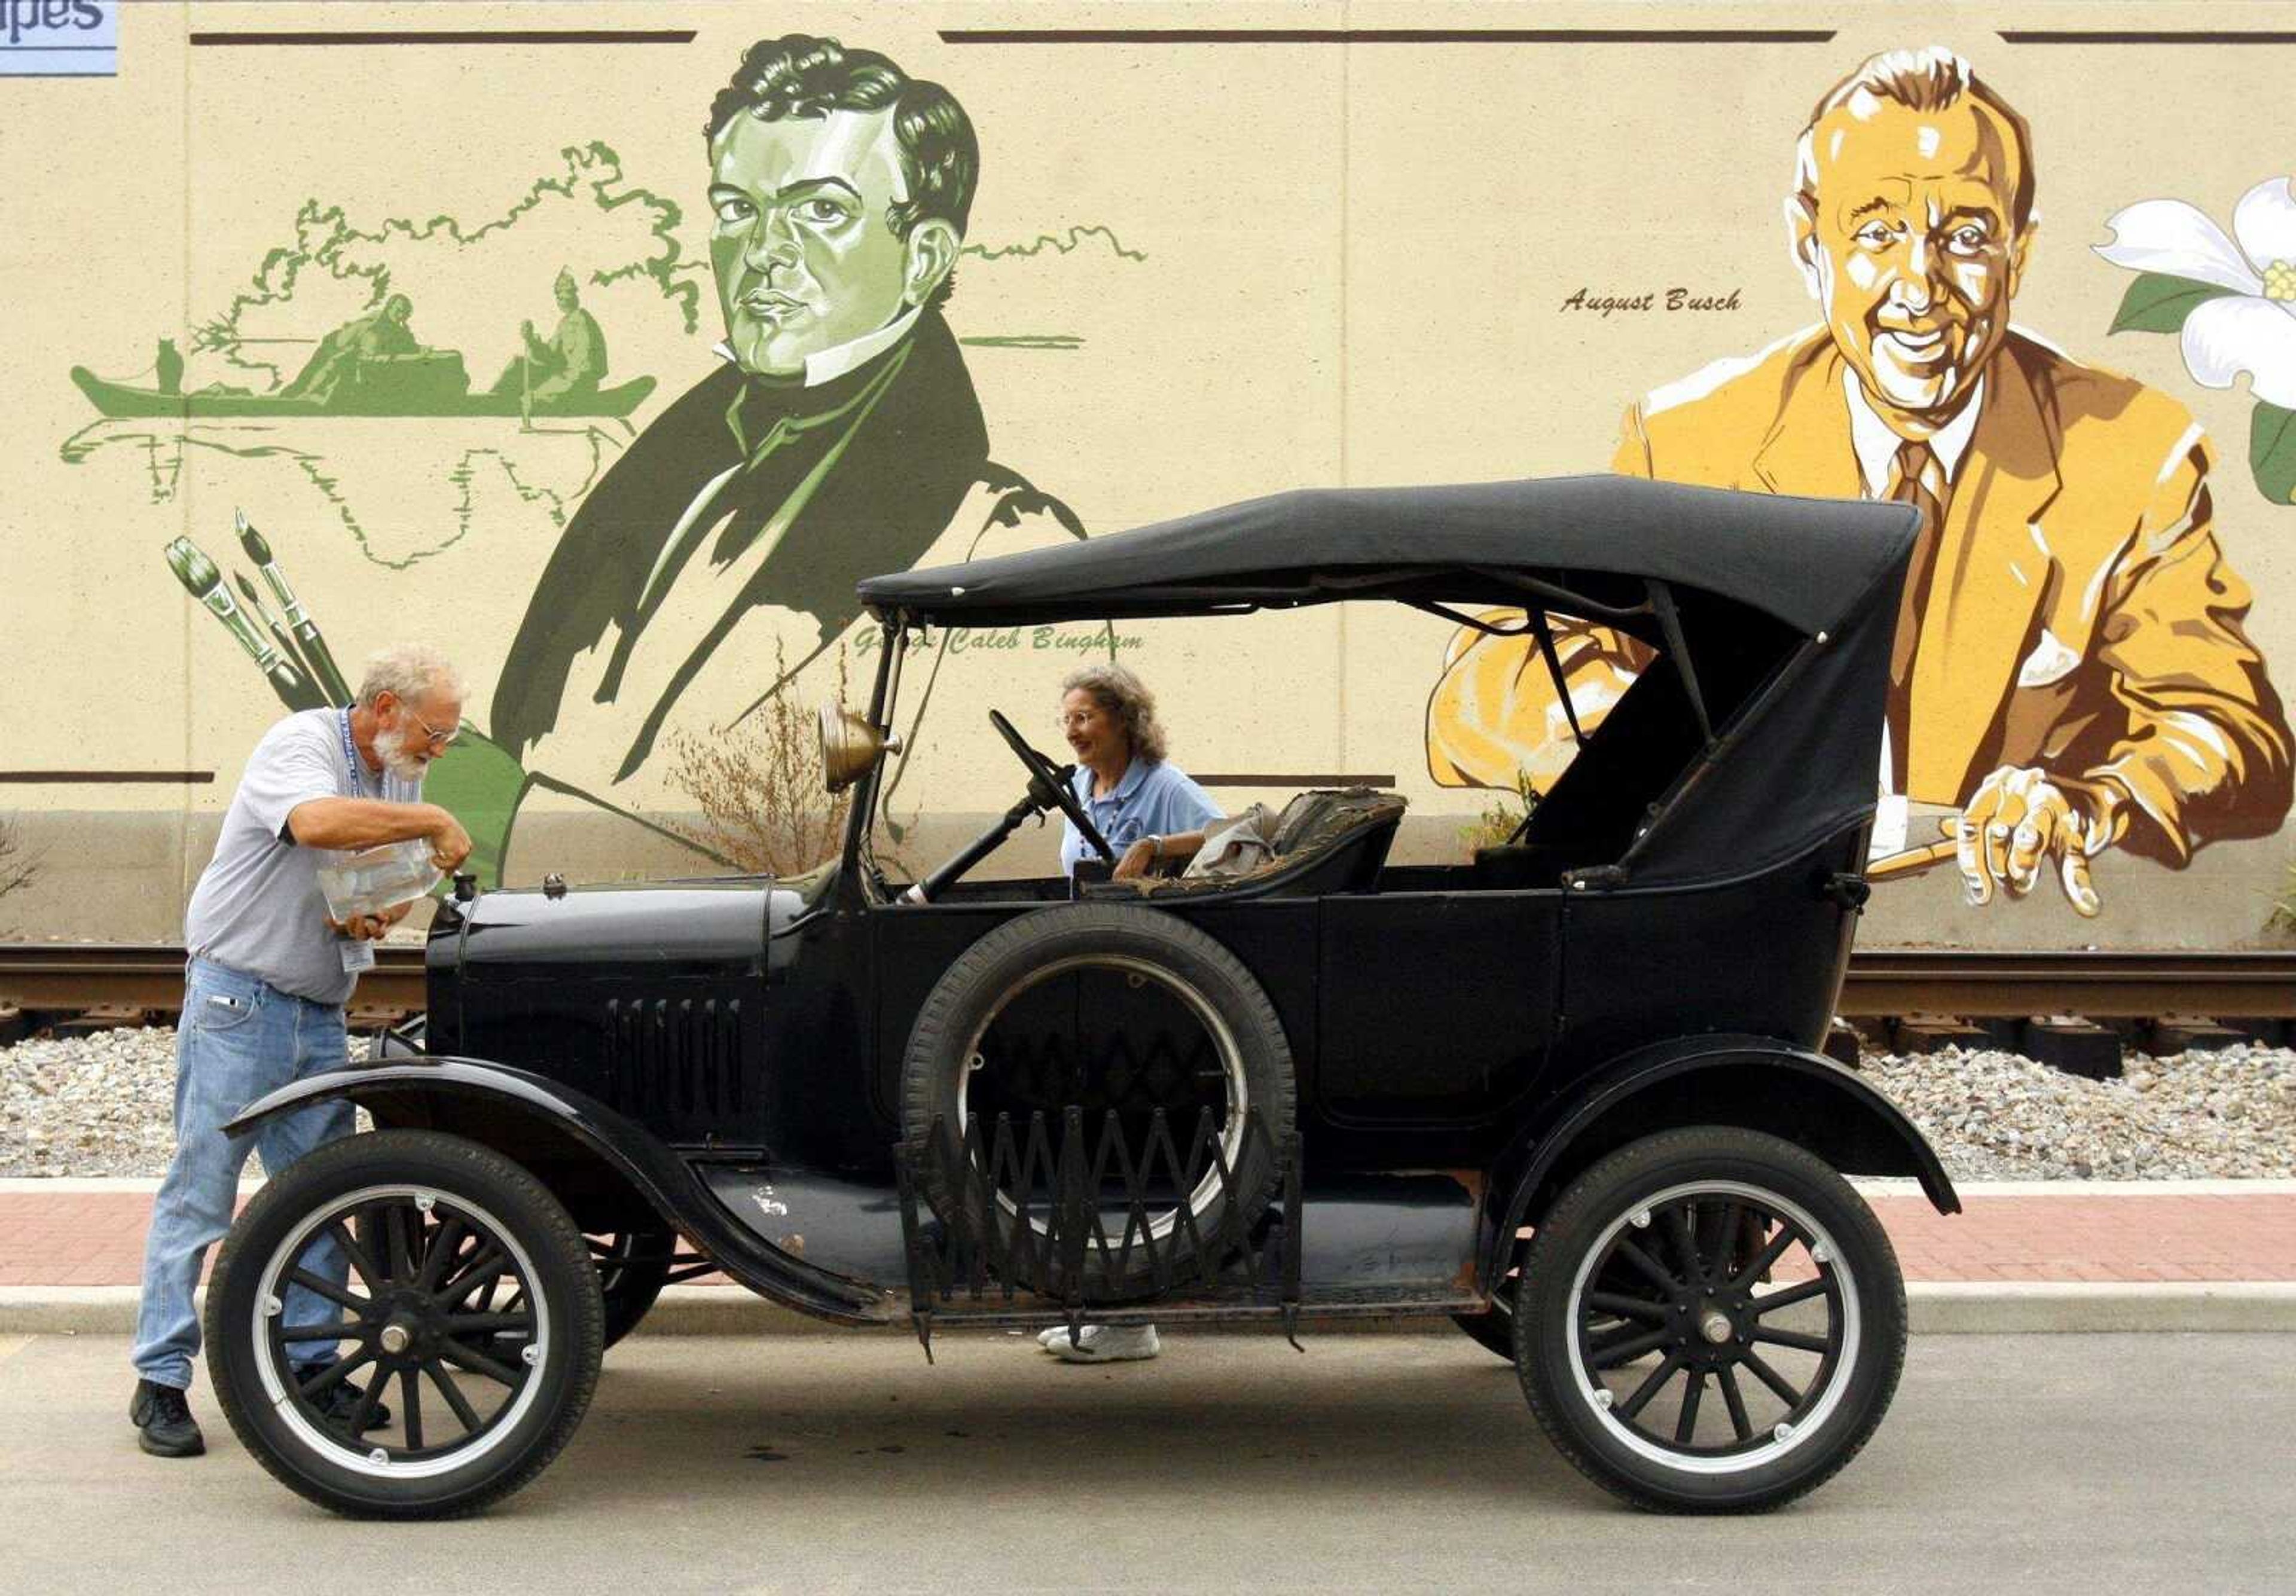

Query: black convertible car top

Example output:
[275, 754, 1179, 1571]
[860, 474, 1915, 637]
[866, 474, 1920, 893]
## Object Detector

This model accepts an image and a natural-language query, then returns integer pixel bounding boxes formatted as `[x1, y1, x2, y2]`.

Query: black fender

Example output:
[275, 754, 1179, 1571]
[1479, 1033, 1958, 1290]
[223, 1054, 890, 1325]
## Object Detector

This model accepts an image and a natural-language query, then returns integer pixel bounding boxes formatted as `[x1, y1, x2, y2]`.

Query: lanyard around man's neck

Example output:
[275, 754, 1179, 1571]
[338, 709, 378, 799]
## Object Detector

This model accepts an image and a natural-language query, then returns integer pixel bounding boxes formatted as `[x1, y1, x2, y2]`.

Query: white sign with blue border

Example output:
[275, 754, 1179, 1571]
[1, 1, 116, 77]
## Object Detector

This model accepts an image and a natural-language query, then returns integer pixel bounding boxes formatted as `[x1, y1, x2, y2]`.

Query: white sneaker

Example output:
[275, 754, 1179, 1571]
[1040, 1323, 1161, 1363]
[1039, 1323, 1121, 1350]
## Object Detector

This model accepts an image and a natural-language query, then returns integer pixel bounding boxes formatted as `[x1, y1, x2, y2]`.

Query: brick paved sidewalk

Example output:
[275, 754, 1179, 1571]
[2, 1180, 2291, 1289]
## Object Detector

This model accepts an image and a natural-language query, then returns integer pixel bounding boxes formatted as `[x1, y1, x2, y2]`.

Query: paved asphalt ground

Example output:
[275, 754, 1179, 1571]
[3, 1329, 2289, 1594]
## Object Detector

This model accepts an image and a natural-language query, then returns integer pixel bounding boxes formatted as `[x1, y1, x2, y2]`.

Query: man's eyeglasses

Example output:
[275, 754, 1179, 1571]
[401, 705, 463, 749]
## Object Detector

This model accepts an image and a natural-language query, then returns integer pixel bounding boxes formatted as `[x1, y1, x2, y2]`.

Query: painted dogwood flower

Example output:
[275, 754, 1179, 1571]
[2096, 176, 2296, 408]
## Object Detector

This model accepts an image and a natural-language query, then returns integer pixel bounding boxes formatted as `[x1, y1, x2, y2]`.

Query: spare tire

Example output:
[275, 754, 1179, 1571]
[899, 904, 1296, 1300]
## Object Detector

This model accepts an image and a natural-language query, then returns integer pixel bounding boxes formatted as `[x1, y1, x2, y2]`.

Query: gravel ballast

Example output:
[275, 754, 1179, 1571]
[1863, 1045, 2295, 1180]
[3, 1027, 370, 1177]
[2, 1026, 2291, 1180]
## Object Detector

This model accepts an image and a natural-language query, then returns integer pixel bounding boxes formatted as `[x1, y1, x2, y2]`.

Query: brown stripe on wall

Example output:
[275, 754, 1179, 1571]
[942, 29, 1836, 45]
[0, 772, 214, 785]
[189, 30, 695, 47]
[1194, 774, 1397, 788]
[1999, 30, 2296, 44]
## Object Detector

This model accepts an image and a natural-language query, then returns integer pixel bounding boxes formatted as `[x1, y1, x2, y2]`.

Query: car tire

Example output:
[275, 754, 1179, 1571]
[1514, 1126, 1906, 1513]
[900, 904, 1296, 1299]
[206, 1128, 604, 1519]
[591, 1228, 676, 1349]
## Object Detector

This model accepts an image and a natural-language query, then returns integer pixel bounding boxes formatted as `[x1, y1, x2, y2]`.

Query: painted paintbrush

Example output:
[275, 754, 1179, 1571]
[164, 536, 323, 710]
[234, 571, 316, 687]
[236, 510, 352, 705]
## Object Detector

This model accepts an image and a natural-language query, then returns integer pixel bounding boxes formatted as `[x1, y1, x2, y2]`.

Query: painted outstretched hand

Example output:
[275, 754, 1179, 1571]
[1952, 767, 2127, 918]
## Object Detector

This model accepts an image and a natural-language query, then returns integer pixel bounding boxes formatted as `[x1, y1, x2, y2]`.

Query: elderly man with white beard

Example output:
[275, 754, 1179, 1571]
[128, 645, 473, 1458]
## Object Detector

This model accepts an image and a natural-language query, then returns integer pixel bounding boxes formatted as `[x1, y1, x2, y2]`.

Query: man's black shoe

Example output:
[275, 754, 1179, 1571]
[130, 1378, 205, 1458]
[294, 1365, 392, 1432]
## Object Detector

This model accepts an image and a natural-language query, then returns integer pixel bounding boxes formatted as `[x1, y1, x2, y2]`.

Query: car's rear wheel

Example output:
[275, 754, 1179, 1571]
[900, 904, 1296, 1299]
[206, 1128, 603, 1519]
[1515, 1126, 1906, 1513]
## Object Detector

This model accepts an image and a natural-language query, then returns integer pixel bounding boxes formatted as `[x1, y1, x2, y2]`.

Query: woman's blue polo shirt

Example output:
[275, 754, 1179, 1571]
[1058, 758, 1224, 876]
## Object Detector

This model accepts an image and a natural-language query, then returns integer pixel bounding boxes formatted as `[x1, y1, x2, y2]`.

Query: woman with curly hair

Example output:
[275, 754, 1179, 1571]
[1054, 663, 1222, 883]
[1038, 663, 1222, 1363]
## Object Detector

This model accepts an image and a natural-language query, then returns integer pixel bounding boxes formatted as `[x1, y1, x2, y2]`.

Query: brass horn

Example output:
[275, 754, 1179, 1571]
[818, 707, 902, 793]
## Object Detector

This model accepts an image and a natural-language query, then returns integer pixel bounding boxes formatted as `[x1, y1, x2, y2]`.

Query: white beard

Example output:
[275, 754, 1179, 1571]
[371, 724, 428, 784]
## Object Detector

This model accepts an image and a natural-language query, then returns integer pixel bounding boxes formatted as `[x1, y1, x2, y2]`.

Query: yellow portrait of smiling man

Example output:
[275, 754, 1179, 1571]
[1428, 47, 2291, 917]
[1798, 66, 2027, 426]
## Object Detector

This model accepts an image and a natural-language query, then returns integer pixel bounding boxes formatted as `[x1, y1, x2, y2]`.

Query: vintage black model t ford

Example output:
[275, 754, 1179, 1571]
[205, 475, 1958, 1518]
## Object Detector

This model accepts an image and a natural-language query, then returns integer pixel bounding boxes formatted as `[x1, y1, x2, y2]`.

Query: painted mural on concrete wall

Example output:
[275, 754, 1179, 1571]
[9, 13, 2293, 947]
[488, 35, 1086, 868]
[2096, 178, 2296, 509]
[1427, 47, 2292, 919]
[67, 35, 1091, 887]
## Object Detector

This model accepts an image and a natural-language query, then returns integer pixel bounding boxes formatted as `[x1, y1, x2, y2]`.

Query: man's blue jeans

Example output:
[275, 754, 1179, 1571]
[130, 957, 355, 1390]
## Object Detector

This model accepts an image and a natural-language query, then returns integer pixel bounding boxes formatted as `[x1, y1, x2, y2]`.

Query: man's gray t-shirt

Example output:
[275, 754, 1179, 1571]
[185, 709, 422, 1005]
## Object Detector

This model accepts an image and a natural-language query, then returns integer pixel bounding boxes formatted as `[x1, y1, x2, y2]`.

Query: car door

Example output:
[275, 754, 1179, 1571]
[1316, 889, 1562, 1124]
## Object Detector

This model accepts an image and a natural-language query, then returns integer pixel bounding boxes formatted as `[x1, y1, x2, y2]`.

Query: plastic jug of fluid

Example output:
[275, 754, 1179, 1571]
[316, 840, 442, 921]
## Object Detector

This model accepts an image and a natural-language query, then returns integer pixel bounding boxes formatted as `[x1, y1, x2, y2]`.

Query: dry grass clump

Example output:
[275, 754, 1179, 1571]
[662, 648, 850, 877]
[0, 817, 36, 924]
[1455, 771, 1541, 857]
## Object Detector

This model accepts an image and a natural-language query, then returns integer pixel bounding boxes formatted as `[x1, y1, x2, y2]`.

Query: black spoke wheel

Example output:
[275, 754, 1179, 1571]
[901, 904, 1295, 1300]
[206, 1128, 603, 1519]
[588, 1228, 676, 1348]
[1515, 1127, 1906, 1513]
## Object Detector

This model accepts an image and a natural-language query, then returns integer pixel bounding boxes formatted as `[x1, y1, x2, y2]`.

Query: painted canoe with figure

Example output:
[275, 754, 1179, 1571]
[70, 363, 658, 420]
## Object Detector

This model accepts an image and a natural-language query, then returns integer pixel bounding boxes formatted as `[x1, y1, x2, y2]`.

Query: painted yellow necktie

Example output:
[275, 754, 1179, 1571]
[1884, 437, 1949, 784]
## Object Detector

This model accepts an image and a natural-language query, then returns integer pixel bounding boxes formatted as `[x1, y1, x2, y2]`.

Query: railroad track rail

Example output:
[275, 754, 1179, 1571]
[1844, 948, 2296, 1020]
[1, 942, 2291, 1022]
[0, 944, 427, 1014]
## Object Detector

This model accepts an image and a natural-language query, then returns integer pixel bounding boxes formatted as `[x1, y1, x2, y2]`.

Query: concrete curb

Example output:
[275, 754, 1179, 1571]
[1903, 1281, 2296, 1333]
[10, 1281, 2296, 1338]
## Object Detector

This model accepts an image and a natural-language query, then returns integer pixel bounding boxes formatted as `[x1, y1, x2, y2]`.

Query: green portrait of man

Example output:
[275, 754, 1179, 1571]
[447, 33, 1083, 874]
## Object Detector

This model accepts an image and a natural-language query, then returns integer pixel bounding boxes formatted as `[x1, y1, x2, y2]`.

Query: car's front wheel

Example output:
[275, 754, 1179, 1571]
[205, 1128, 604, 1518]
[1515, 1126, 1906, 1513]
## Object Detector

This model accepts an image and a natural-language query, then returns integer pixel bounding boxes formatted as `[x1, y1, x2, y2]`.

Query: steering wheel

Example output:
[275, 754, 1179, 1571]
[990, 709, 1115, 862]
